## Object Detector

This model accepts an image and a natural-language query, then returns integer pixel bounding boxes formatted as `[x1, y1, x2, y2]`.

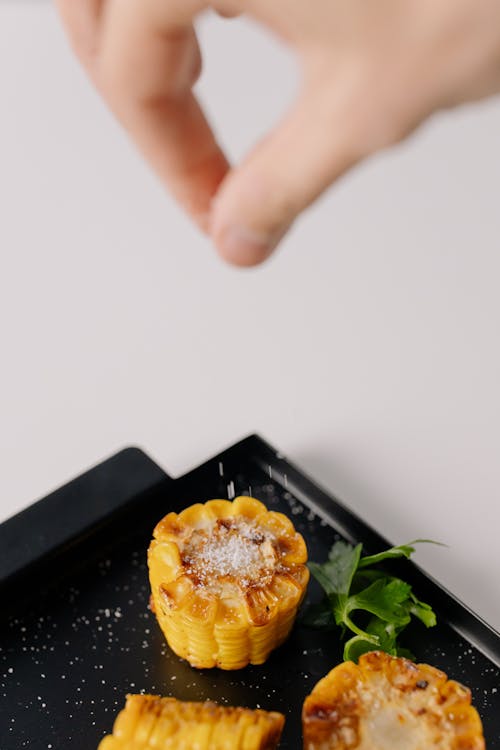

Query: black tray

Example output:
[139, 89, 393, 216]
[1, 435, 499, 749]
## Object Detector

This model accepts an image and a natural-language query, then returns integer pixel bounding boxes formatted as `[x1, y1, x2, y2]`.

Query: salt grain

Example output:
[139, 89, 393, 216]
[183, 519, 276, 589]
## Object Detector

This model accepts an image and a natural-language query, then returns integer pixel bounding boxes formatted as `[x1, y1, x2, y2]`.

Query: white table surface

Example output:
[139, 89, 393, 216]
[1, 4, 499, 632]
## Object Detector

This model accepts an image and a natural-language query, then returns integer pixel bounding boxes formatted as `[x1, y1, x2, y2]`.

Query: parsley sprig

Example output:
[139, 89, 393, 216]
[304, 540, 439, 661]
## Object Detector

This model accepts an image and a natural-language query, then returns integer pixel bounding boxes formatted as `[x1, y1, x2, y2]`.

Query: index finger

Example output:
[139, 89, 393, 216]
[98, 0, 229, 227]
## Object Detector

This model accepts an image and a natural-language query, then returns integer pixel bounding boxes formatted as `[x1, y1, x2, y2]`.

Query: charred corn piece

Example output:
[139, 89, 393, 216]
[148, 496, 309, 669]
[97, 694, 285, 750]
[302, 650, 485, 750]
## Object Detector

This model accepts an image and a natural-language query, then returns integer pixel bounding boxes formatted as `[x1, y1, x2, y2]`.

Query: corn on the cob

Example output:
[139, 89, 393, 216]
[302, 650, 485, 749]
[148, 496, 309, 669]
[97, 694, 285, 750]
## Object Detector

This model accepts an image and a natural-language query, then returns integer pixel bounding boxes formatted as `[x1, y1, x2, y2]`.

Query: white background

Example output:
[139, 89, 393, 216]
[1, 4, 499, 631]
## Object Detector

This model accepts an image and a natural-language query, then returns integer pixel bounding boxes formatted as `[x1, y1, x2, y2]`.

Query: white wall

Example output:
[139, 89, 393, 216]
[1, 4, 499, 630]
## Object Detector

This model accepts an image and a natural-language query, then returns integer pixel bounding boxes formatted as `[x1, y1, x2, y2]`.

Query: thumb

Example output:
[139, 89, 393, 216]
[209, 81, 369, 266]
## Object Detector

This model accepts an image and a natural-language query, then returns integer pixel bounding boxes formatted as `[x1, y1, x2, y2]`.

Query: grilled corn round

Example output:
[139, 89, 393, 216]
[148, 496, 309, 669]
[302, 650, 485, 749]
[98, 694, 285, 750]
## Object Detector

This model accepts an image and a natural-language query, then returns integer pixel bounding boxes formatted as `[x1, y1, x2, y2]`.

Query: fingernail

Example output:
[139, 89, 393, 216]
[217, 225, 279, 267]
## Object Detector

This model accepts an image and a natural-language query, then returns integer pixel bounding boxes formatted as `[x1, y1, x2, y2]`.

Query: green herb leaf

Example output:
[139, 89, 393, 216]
[358, 539, 446, 569]
[307, 562, 339, 598]
[409, 592, 437, 628]
[346, 578, 412, 626]
[343, 635, 380, 662]
[308, 542, 362, 596]
[365, 616, 403, 652]
[327, 541, 363, 594]
[300, 598, 336, 629]
[303, 538, 439, 662]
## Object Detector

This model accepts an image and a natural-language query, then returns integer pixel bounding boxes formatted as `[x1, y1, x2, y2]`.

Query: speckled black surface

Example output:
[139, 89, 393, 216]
[1, 437, 499, 749]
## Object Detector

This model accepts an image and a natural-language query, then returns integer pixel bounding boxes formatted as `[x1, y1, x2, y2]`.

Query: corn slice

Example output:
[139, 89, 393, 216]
[148, 497, 309, 669]
[302, 650, 486, 749]
[97, 694, 285, 750]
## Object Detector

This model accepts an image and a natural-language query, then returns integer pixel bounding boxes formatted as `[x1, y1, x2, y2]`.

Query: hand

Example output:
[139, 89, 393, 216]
[55, 0, 500, 266]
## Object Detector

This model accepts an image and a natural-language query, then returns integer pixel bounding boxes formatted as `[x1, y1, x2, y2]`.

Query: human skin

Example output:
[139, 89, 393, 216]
[55, 0, 500, 266]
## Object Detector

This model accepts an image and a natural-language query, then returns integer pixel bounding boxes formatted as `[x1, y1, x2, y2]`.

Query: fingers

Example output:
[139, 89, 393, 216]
[54, 0, 390, 266]
[54, 0, 104, 70]
[97, 0, 229, 226]
[210, 74, 372, 266]
[58, 0, 228, 228]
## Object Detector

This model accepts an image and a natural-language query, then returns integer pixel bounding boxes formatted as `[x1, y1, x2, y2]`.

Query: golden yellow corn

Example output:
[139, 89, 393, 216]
[148, 496, 309, 669]
[302, 650, 485, 750]
[97, 694, 285, 750]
